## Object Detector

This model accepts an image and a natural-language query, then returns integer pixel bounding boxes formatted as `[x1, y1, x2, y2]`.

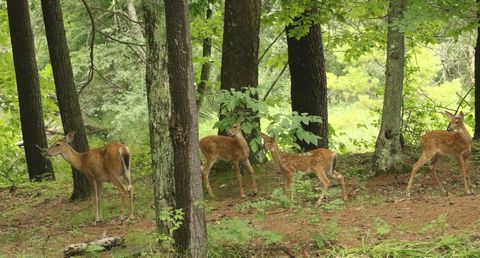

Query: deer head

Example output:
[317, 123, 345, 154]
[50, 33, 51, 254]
[260, 133, 276, 152]
[46, 131, 75, 157]
[227, 123, 242, 137]
[446, 111, 464, 132]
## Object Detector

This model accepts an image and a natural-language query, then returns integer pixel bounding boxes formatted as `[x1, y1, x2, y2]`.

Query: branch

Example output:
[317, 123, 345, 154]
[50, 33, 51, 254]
[454, 85, 474, 114]
[262, 62, 288, 101]
[95, 29, 146, 47]
[91, 7, 144, 25]
[78, 0, 96, 96]
[259, 28, 286, 63]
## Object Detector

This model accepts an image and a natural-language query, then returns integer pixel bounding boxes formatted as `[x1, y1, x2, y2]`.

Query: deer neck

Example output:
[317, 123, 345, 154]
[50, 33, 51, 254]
[233, 133, 250, 155]
[61, 144, 85, 171]
[457, 124, 473, 149]
[269, 144, 285, 165]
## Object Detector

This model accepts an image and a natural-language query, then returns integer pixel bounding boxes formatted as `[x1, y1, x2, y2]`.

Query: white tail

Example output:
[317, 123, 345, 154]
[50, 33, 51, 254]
[199, 124, 257, 198]
[406, 111, 473, 197]
[261, 133, 348, 205]
[46, 131, 133, 224]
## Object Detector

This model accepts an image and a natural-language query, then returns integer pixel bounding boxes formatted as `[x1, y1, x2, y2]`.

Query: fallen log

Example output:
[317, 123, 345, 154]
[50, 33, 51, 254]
[63, 236, 125, 257]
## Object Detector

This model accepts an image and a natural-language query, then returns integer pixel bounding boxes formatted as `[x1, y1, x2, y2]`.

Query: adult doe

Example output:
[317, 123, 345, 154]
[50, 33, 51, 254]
[406, 111, 473, 196]
[46, 132, 133, 224]
[199, 123, 257, 198]
[261, 133, 348, 205]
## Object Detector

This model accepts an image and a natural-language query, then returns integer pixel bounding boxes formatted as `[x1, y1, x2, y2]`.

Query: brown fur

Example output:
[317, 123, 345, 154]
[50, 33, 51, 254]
[46, 132, 133, 224]
[199, 124, 257, 198]
[261, 133, 348, 205]
[406, 111, 472, 196]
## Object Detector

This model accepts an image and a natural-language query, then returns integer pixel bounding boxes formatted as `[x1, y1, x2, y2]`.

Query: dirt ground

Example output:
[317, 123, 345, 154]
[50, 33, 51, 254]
[1, 151, 480, 257]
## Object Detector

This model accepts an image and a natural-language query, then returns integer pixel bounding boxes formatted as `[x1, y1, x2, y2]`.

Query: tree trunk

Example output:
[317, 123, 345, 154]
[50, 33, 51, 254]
[286, 16, 329, 150]
[196, 0, 214, 109]
[164, 0, 207, 257]
[373, 0, 407, 172]
[41, 0, 91, 200]
[219, 0, 262, 158]
[142, 0, 176, 235]
[474, 0, 480, 140]
[6, 0, 54, 181]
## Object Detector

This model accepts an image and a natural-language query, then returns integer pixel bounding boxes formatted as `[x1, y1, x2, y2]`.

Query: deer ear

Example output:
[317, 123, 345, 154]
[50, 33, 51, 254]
[459, 111, 465, 117]
[65, 131, 76, 143]
[260, 133, 271, 140]
[445, 111, 454, 119]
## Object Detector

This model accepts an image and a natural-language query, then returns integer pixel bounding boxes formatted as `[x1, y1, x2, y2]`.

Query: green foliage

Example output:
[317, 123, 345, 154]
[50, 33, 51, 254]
[216, 87, 322, 153]
[374, 217, 392, 238]
[313, 220, 339, 249]
[419, 213, 448, 235]
[157, 208, 184, 251]
[208, 217, 283, 256]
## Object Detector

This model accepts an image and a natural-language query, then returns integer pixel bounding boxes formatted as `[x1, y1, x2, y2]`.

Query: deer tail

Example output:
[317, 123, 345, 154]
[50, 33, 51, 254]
[120, 146, 132, 190]
[330, 152, 337, 175]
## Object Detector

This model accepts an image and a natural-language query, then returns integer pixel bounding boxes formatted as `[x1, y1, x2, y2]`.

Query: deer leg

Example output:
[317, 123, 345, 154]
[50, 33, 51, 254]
[245, 159, 257, 195]
[93, 180, 103, 224]
[457, 155, 471, 195]
[333, 170, 348, 201]
[233, 161, 246, 198]
[202, 158, 216, 198]
[314, 168, 331, 206]
[121, 170, 134, 219]
[406, 152, 434, 197]
[429, 155, 446, 195]
[111, 177, 128, 221]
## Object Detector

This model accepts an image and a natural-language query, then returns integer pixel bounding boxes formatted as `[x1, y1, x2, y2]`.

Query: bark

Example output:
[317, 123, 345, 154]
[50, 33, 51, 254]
[7, 0, 54, 181]
[196, 0, 214, 109]
[41, 0, 91, 200]
[142, 0, 176, 235]
[63, 236, 124, 257]
[164, 0, 207, 257]
[373, 0, 407, 172]
[474, 0, 480, 139]
[219, 0, 262, 159]
[286, 15, 329, 150]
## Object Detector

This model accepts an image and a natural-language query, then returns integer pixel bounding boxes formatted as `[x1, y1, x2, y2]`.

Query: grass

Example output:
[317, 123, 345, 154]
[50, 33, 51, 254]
[2, 149, 480, 257]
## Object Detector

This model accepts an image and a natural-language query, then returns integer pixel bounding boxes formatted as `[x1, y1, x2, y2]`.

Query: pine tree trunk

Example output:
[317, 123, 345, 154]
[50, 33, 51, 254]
[219, 0, 262, 158]
[7, 0, 54, 181]
[142, 0, 176, 235]
[373, 0, 407, 172]
[286, 16, 329, 150]
[474, 0, 480, 140]
[196, 1, 213, 109]
[41, 0, 91, 200]
[164, 0, 207, 256]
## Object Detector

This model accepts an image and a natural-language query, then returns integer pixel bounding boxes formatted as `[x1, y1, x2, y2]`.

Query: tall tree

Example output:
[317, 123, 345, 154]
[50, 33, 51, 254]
[474, 0, 480, 140]
[41, 0, 91, 200]
[286, 12, 329, 150]
[142, 0, 175, 235]
[219, 0, 261, 143]
[373, 0, 407, 172]
[196, 0, 214, 109]
[164, 0, 207, 256]
[220, 0, 261, 92]
[6, 0, 54, 181]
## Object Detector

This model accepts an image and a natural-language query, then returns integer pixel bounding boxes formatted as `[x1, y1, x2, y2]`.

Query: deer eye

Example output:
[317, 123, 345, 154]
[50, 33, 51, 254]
[55, 143, 60, 146]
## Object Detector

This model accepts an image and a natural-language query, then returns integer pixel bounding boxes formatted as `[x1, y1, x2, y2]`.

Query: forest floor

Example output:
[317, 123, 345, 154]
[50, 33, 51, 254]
[2, 145, 480, 257]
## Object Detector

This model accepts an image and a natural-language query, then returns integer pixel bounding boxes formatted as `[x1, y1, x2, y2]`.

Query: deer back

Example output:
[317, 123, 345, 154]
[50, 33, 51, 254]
[81, 143, 126, 181]
[200, 135, 249, 161]
[275, 148, 335, 174]
[421, 130, 471, 156]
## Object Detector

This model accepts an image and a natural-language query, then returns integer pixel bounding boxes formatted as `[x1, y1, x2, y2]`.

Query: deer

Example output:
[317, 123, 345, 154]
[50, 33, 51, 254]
[45, 131, 133, 224]
[199, 123, 257, 198]
[406, 111, 473, 197]
[260, 133, 348, 206]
